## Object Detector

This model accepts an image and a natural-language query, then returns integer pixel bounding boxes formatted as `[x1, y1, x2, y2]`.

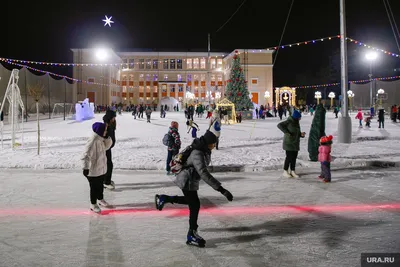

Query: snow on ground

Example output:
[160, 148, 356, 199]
[0, 168, 399, 267]
[0, 110, 399, 170]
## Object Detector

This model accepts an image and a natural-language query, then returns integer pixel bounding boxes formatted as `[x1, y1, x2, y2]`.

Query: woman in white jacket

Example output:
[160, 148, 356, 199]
[82, 122, 113, 213]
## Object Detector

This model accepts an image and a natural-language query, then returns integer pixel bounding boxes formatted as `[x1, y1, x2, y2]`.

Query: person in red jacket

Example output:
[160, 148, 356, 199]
[318, 135, 333, 183]
[355, 109, 363, 127]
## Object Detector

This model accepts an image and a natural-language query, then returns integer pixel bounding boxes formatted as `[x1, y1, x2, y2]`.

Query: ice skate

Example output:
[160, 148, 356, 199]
[290, 171, 299, 178]
[282, 170, 292, 178]
[318, 176, 324, 180]
[186, 229, 206, 248]
[155, 194, 167, 211]
[90, 204, 101, 213]
[104, 183, 115, 190]
[322, 179, 331, 183]
[98, 199, 110, 207]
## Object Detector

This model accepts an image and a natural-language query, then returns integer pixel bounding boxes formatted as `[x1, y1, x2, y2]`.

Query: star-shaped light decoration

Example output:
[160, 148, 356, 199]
[102, 15, 114, 27]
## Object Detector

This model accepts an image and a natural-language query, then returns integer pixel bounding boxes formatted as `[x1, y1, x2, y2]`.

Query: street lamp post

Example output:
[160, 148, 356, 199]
[366, 52, 377, 108]
[328, 92, 335, 108]
[347, 90, 354, 111]
[377, 88, 385, 106]
[264, 91, 270, 106]
[315, 91, 322, 104]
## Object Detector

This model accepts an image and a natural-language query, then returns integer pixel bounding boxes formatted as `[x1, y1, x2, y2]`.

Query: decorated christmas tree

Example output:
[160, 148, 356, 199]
[225, 51, 253, 111]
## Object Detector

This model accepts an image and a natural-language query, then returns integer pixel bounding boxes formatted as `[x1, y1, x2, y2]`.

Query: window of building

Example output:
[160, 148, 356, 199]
[171, 85, 175, 92]
[139, 73, 144, 81]
[193, 58, 199, 69]
[122, 86, 127, 93]
[194, 74, 199, 81]
[217, 59, 223, 69]
[210, 59, 216, 69]
[187, 59, 192, 69]
[146, 74, 151, 81]
[177, 59, 182, 69]
[178, 85, 184, 92]
[211, 74, 216, 81]
[201, 74, 206, 81]
[128, 59, 134, 69]
[177, 74, 182, 82]
[153, 59, 158, 69]
[139, 59, 144, 69]
[88, 77, 95, 83]
[153, 74, 158, 81]
[122, 75, 127, 80]
[187, 74, 192, 81]
[163, 59, 168, 69]
[170, 59, 175, 69]
[122, 59, 128, 69]
[164, 74, 168, 81]
[200, 58, 206, 69]
[146, 59, 151, 69]
[217, 75, 223, 82]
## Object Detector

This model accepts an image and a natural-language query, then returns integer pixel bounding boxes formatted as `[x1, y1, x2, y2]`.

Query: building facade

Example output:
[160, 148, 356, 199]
[71, 48, 273, 108]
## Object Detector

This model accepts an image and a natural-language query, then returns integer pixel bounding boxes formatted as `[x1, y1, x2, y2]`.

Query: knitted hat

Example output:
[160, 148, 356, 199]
[203, 130, 217, 145]
[171, 121, 179, 129]
[320, 135, 333, 144]
[292, 109, 302, 119]
[209, 118, 221, 138]
[92, 122, 106, 137]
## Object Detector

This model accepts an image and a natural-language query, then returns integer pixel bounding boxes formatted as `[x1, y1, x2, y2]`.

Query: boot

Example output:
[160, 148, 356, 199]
[90, 204, 101, 213]
[98, 199, 110, 207]
[155, 194, 170, 211]
[283, 170, 292, 178]
[290, 171, 299, 178]
[187, 229, 206, 247]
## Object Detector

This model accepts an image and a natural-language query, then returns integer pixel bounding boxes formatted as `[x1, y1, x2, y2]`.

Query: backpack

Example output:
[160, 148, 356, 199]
[162, 133, 170, 146]
[170, 145, 194, 174]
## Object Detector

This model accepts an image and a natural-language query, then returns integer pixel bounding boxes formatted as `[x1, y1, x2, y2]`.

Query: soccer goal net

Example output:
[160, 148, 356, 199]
[51, 103, 75, 118]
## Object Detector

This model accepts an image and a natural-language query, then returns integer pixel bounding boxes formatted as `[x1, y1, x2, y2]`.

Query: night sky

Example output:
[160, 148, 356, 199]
[2, 0, 400, 90]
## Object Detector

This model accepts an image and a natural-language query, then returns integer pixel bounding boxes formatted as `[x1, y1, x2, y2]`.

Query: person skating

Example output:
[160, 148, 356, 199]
[139, 104, 144, 119]
[82, 122, 113, 213]
[155, 129, 233, 247]
[378, 108, 385, 129]
[166, 121, 181, 175]
[277, 110, 305, 178]
[278, 105, 283, 120]
[334, 106, 339, 118]
[355, 109, 363, 127]
[0, 104, 3, 130]
[209, 110, 221, 150]
[145, 107, 152, 123]
[318, 135, 333, 183]
[103, 110, 117, 190]
[132, 106, 137, 119]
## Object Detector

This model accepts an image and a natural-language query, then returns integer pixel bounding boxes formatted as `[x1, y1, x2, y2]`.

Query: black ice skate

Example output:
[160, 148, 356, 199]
[186, 229, 206, 248]
[155, 194, 167, 211]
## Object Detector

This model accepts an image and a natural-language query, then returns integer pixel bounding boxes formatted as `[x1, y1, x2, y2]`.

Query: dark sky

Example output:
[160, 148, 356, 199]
[2, 0, 400, 88]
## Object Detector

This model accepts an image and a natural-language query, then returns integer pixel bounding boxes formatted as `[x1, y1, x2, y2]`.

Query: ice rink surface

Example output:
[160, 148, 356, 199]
[0, 167, 399, 267]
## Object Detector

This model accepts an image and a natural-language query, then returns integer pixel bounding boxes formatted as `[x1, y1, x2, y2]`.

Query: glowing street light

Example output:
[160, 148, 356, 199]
[377, 88, 385, 105]
[96, 49, 109, 61]
[366, 51, 378, 107]
[328, 92, 335, 108]
[314, 91, 322, 104]
[347, 90, 354, 111]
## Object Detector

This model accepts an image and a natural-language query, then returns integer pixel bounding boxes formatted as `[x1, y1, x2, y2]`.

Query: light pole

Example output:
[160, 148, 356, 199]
[337, 0, 352, 144]
[347, 90, 354, 111]
[315, 91, 322, 104]
[366, 52, 377, 108]
[377, 88, 385, 106]
[96, 49, 109, 105]
[329, 92, 335, 108]
[264, 91, 270, 106]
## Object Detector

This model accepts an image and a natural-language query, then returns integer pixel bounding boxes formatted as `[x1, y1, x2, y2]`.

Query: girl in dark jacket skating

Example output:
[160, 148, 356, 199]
[155, 123, 233, 248]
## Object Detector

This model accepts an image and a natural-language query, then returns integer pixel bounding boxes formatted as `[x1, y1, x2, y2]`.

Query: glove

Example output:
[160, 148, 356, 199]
[83, 169, 89, 177]
[217, 186, 233, 201]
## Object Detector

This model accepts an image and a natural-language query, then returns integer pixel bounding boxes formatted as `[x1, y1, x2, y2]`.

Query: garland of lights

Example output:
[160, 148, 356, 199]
[1, 35, 398, 67]
[2, 59, 399, 91]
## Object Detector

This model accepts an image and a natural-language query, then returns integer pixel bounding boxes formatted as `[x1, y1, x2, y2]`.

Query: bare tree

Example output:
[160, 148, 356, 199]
[28, 82, 44, 155]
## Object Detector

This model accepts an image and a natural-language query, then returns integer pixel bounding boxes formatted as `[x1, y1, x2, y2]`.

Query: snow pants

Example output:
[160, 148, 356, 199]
[104, 150, 113, 185]
[284, 151, 298, 171]
[320, 162, 331, 181]
[172, 191, 200, 231]
[86, 176, 104, 204]
[166, 150, 178, 172]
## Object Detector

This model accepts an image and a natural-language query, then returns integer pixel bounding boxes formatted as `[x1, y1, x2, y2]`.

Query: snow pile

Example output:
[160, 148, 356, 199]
[0, 111, 399, 170]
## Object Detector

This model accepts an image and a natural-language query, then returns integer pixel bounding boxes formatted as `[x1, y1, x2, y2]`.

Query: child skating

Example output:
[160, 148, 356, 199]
[82, 122, 113, 213]
[155, 124, 233, 248]
[355, 109, 363, 127]
[318, 135, 332, 183]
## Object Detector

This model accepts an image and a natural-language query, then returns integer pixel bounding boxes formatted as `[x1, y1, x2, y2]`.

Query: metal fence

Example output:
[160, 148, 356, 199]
[0, 65, 75, 121]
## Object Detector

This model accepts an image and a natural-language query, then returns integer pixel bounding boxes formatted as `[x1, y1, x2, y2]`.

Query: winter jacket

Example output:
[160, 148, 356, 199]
[168, 127, 181, 151]
[355, 111, 363, 120]
[145, 109, 152, 116]
[174, 138, 221, 191]
[81, 133, 112, 177]
[378, 109, 385, 121]
[277, 116, 303, 151]
[102, 118, 116, 150]
[318, 145, 332, 162]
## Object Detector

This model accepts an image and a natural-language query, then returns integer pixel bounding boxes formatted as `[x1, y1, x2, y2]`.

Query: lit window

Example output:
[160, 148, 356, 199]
[177, 59, 182, 69]
[178, 85, 183, 92]
[122, 86, 127, 93]
[153, 74, 158, 81]
[146, 74, 151, 81]
[187, 59, 192, 69]
[122, 59, 128, 69]
[170, 59, 175, 69]
[217, 59, 223, 69]
[164, 74, 168, 81]
[88, 77, 95, 83]
[146, 59, 151, 69]
[218, 75, 223, 82]
[211, 74, 216, 81]
[153, 60, 158, 69]
[201, 74, 206, 81]
[139, 59, 144, 69]
[194, 74, 199, 81]
[139, 74, 144, 80]
[193, 58, 199, 69]
[129, 59, 134, 69]
[210, 59, 216, 69]
[177, 74, 182, 82]
[200, 58, 206, 69]
[187, 74, 192, 81]
[163, 59, 168, 69]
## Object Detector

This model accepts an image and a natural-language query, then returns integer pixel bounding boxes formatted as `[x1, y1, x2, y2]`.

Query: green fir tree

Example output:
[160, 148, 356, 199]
[225, 52, 253, 111]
